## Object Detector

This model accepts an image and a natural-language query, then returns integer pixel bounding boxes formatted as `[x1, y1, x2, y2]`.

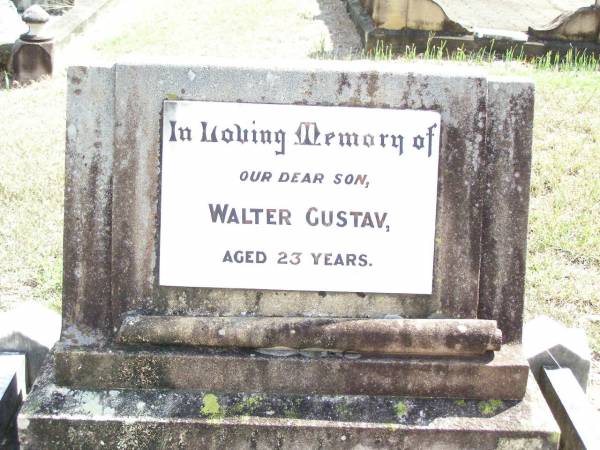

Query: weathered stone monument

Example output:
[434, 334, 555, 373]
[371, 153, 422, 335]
[18, 59, 559, 448]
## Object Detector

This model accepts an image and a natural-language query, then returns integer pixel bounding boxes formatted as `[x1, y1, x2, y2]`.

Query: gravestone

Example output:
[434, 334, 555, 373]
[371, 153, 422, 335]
[18, 59, 559, 448]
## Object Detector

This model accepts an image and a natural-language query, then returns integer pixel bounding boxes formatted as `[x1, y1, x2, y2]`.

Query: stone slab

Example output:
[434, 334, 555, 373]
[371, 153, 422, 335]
[53, 343, 529, 400]
[539, 368, 600, 450]
[18, 356, 559, 449]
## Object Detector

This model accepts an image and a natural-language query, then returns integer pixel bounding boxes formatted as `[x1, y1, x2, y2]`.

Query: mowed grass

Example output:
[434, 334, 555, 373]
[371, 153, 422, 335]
[83, 0, 343, 60]
[527, 72, 600, 322]
[0, 1, 598, 355]
[0, 77, 65, 311]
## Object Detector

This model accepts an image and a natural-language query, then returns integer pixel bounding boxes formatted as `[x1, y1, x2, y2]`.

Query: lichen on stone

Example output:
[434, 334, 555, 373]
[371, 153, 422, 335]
[228, 395, 263, 416]
[478, 399, 503, 415]
[200, 393, 224, 419]
[394, 400, 408, 418]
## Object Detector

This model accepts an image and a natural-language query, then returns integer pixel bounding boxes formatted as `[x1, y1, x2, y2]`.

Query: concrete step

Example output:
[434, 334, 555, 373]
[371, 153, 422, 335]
[54, 343, 529, 400]
[18, 354, 559, 449]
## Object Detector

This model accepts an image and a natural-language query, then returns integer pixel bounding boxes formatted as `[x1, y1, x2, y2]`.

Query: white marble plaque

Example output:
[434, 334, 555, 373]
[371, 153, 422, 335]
[159, 100, 440, 294]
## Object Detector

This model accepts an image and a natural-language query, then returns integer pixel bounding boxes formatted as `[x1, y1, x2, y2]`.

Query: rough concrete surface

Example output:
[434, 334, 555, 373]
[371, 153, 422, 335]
[18, 355, 559, 449]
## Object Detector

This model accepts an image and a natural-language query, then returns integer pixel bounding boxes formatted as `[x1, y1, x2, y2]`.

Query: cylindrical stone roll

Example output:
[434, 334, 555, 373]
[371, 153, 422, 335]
[117, 316, 502, 356]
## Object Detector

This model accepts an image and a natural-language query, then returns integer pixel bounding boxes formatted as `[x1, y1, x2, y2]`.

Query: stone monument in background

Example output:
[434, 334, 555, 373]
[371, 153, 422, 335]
[18, 59, 559, 449]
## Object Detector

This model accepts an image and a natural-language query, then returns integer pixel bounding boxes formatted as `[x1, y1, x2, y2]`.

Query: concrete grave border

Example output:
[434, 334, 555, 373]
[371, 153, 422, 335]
[345, 0, 600, 58]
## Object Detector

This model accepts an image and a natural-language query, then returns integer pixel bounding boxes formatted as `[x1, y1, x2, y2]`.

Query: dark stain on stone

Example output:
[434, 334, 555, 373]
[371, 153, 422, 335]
[337, 73, 351, 96]
[318, 291, 327, 298]
[74, 89, 82, 95]
[251, 291, 263, 314]
[366, 72, 379, 100]
[93, 142, 102, 149]
[402, 73, 416, 107]
[356, 292, 366, 298]
[180, 88, 186, 94]
[304, 72, 316, 98]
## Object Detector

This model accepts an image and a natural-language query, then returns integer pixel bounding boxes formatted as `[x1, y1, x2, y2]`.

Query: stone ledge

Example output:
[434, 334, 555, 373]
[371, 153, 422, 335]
[54, 343, 529, 399]
[116, 316, 503, 357]
[18, 356, 559, 449]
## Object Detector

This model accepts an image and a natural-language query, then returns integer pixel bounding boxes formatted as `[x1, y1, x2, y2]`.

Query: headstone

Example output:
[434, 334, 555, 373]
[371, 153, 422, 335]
[18, 59, 559, 448]
[0, 0, 27, 68]
[0, 302, 61, 389]
[10, 4, 54, 83]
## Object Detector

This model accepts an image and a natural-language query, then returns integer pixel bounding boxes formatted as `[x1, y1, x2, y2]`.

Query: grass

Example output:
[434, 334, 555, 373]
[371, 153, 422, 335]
[0, 76, 65, 311]
[87, 0, 336, 60]
[526, 71, 600, 339]
[0, 0, 598, 353]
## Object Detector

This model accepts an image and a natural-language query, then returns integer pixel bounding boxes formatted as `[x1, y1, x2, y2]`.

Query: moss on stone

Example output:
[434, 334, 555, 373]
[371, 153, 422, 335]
[200, 393, 224, 419]
[394, 401, 408, 418]
[453, 399, 466, 407]
[478, 399, 503, 415]
[228, 395, 263, 415]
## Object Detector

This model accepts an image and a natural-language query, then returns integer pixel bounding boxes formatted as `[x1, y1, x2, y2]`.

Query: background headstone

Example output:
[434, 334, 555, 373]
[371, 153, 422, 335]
[524, 316, 592, 391]
[0, 0, 27, 68]
[0, 353, 25, 449]
[0, 302, 61, 389]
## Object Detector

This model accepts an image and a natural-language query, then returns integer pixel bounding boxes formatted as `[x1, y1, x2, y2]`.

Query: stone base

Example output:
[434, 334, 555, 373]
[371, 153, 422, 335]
[53, 343, 529, 400]
[19, 355, 559, 449]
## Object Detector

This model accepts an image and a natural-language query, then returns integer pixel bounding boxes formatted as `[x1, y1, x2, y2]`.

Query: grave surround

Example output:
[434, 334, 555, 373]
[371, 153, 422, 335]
[18, 58, 559, 449]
